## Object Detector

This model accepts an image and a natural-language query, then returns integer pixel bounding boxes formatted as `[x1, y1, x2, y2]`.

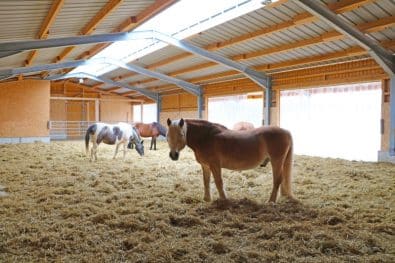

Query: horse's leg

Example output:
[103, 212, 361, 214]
[260, 157, 270, 167]
[150, 137, 154, 150]
[210, 165, 227, 200]
[113, 142, 120, 159]
[90, 143, 94, 162]
[122, 142, 126, 161]
[201, 165, 211, 202]
[268, 159, 284, 203]
[92, 142, 98, 161]
[280, 144, 293, 199]
[153, 136, 157, 150]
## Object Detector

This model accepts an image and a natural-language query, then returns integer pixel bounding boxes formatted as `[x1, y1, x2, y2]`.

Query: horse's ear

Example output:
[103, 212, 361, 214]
[179, 118, 184, 127]
[167, 118, 171, 126]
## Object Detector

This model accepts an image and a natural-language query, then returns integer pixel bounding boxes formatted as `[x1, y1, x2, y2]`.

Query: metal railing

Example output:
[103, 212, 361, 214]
[49, 121, 121, 140]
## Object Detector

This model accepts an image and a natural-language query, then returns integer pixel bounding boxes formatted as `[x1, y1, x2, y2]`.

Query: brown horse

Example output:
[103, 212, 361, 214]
[134, 122, 167, 150]
[233, 121, 270, 167]
[233, 121, 255, 131]
[166, 118, 294, 203]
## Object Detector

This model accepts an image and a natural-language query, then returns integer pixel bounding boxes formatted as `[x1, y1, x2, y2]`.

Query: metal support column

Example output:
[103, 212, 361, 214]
[156, 95, 162, 123]
[197, 92, 204, 119]
[390, 77, 395, 156]
[264, 77, 272, 126]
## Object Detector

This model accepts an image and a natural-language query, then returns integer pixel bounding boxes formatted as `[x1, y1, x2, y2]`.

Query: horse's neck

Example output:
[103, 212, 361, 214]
[185, 121, 220, 149]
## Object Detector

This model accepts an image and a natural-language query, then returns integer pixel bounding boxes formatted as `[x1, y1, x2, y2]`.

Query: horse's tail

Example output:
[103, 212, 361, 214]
[154, 122, 167, 137]
[85, 124, 97, 155]
[281, 134, 293, 198]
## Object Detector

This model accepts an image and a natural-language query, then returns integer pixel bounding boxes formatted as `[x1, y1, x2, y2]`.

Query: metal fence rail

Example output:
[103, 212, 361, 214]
[49, 121, 120, 140]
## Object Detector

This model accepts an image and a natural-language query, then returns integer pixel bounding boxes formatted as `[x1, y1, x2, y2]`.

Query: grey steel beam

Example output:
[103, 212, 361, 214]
[0, 57, 202, 98]
[0, 58, 202, 99]
[0, 30, 269, 89]
[0, 60, 94, 78]
[264, 77, 272, 126]
[0, 31, 154, 53]
[0, 30, 270, 88]
[46, 72, 159, 101]
[0, 51, 22, 58]
[153, 31, 270, 89]
[295, 0, 395, 77]
[197, 92, 204, 119]
[156, 95, 162, 123]
[102, 58, 202, 96]
[0, 74, 14, 81]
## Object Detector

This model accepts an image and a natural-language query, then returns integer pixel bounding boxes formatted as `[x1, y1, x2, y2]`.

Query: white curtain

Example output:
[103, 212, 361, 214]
[133, 103, 157, 123]
[208, 94, 263, 129]
[280, 82, 382, 161]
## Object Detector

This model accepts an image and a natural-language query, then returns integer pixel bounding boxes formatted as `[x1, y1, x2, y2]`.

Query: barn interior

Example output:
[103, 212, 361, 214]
[0, 0, 394, 262]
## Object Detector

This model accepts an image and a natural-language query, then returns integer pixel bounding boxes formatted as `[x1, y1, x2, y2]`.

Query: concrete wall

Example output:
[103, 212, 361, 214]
[0, 79, 50, 143]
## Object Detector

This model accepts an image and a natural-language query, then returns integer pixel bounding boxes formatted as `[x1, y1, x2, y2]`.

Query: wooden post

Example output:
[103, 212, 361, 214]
[86, 102, 90, 122]
[95, 99, 99, 121]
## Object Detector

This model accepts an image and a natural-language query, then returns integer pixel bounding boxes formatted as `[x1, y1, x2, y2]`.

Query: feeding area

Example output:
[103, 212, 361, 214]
[0, 141, 393, 262]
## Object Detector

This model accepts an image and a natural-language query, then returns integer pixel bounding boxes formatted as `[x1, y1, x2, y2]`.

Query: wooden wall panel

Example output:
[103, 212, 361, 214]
[99, 95, 132, 123]
[162, 93, 197, 112]
[50, 100, 66, 121]
[0, 80, 50, 137]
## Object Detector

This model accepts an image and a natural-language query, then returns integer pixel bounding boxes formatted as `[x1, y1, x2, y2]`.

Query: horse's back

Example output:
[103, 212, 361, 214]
[134, 122, 160, 137]
[213, 126, 291, 166]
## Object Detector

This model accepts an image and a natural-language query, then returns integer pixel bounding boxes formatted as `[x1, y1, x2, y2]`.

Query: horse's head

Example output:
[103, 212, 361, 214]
[134, 139, 144, 156]
[128, 127, 144, 156]
[166, 118, 187, 161]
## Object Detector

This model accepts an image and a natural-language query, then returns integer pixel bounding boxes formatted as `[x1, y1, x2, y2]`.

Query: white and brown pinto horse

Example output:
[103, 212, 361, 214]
[166, 118, 294, 203]
[85, 122, 144, 161]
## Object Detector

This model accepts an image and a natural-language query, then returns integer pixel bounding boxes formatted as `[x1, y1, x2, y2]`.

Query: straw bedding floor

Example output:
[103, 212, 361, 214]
[0, 140, 394, 262]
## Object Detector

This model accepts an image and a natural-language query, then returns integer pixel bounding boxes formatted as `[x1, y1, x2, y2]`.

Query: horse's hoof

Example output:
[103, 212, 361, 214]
[203, 196, 211, 202]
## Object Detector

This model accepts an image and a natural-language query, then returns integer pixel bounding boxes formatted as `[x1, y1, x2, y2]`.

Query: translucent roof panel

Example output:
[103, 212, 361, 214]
[71, 0, 277, 76]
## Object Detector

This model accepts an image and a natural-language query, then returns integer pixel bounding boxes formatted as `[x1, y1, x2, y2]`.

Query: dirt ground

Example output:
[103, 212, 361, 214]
[0, 140, 394, 262]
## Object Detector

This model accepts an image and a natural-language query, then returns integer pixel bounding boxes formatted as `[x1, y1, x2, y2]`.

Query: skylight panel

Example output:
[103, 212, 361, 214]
[71, 0, 276, 77]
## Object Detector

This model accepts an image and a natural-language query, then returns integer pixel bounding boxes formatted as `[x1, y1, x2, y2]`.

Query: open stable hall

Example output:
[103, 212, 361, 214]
[0, 0, 394, 262]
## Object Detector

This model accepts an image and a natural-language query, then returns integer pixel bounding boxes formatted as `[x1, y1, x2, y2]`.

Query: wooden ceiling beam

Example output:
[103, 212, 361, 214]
[53, 0, 123, 63]
[75, 0, 177, 61]
[148, 1, 374, 67]
[142, 39, 395, 92]
[24, 0, 65, 66]
[126, 15, 395, 88]
[99, 0, 376, 89]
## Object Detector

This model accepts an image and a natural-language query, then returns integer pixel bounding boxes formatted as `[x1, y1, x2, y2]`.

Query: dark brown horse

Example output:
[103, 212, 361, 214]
[134, 122, 167, 150]
[166, 118, 294, 203]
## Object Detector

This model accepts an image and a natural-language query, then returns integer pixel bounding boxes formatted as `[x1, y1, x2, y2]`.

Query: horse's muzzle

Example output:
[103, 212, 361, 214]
[169, 151, 179, 161]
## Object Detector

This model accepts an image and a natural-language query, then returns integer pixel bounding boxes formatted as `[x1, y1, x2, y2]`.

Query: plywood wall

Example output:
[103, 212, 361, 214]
[0, 79, 50, 137]
[162, 93, 198, 112]
[100, 95, 132, 123]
